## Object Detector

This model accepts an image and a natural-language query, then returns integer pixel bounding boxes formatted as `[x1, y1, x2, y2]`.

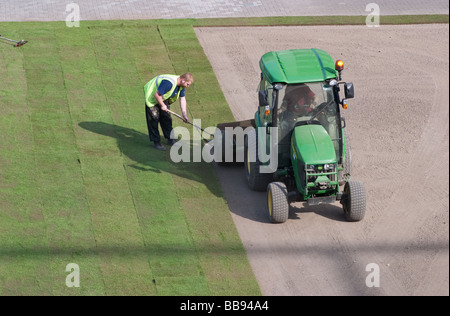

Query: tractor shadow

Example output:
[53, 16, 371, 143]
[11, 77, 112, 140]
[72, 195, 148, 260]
[78, 121, 222, 197]
[212, 162, 271, 223]
[213, 162, 347, 223]
[289, 202, 347, 222]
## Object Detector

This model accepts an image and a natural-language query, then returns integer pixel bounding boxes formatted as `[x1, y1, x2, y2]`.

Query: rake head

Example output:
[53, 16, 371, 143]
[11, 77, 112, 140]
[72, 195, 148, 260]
[15, 40, 28, 47]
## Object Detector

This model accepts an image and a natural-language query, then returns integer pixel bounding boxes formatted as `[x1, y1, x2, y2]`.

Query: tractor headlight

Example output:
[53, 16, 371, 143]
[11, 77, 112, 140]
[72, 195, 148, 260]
[307, 164, 336, 172]
[329, 79, 338, 86]
[307, 164, 316, 171]
[323, 164, 335, 171]
[274, 83, 284, 90]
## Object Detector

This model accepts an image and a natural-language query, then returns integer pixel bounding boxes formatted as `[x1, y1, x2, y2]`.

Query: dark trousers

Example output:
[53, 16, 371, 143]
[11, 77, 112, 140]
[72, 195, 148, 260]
[145, 104, 173, 144]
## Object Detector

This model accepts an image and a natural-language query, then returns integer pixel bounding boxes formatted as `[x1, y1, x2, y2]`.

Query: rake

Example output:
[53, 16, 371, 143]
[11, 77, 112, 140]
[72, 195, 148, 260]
[167, 109, 214, 137]
[0, 34, 28, 47]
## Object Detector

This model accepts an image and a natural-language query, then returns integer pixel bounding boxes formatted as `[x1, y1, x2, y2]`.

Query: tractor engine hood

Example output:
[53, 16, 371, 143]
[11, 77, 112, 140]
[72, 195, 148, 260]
[291, 124, 336, 164]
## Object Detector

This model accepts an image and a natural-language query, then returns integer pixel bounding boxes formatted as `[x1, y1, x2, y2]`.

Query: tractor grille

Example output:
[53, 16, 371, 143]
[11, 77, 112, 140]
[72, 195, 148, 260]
[305, 164, 338, 191]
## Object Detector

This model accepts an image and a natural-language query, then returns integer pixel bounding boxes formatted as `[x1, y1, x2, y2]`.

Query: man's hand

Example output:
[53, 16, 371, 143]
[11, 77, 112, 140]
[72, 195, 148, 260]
[182, 113, 189, 123]
[160, 104, 168, 112]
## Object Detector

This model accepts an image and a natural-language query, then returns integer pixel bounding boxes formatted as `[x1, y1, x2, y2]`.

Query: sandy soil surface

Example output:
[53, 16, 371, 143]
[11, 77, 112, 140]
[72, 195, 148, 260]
[195, 24, 449, 296]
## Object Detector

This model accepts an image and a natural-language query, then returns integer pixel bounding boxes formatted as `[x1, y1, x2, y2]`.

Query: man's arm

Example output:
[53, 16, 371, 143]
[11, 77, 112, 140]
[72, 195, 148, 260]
[154, 79, 175, 111]
[154, 91, 168, 111]
[179, 96, 189, 122]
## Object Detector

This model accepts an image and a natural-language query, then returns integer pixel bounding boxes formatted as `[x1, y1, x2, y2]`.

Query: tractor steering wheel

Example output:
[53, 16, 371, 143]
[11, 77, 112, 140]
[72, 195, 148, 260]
[308, 100, 333, 122]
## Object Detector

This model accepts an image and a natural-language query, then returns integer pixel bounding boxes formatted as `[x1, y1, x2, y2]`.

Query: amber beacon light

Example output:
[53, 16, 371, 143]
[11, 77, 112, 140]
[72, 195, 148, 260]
[335, 60, 344, 71]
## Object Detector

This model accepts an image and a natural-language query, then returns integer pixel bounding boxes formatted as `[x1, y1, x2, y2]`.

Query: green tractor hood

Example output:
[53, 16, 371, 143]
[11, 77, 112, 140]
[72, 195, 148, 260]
[291, 124, 336, 164]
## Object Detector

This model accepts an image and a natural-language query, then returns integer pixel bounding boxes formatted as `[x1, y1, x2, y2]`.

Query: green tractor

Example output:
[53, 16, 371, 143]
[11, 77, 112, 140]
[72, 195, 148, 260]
[219, 48, 366, 223]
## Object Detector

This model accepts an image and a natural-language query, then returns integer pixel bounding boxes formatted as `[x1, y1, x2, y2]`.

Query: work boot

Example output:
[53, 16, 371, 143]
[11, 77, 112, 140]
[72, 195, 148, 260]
[154, 142, 166, 151]
[166, 139, 176, 146]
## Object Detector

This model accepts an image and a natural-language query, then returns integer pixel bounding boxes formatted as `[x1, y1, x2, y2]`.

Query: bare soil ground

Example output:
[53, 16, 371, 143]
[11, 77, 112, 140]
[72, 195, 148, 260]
[195, 24, 449, 296]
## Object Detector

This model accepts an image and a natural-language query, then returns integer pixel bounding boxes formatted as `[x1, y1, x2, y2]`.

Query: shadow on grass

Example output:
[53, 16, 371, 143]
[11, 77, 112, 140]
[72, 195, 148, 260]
[1, 239, 447, 258]
[78, 121, 222, 197]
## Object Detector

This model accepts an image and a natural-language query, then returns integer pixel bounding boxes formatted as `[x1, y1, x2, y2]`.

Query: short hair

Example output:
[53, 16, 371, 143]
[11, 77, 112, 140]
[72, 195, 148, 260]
[180, 73, 194, 83]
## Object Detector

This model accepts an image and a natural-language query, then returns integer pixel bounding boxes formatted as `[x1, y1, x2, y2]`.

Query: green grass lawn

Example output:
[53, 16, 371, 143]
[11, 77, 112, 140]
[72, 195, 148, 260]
[1, 15, 448, 296]
[0, 20, 258, 296]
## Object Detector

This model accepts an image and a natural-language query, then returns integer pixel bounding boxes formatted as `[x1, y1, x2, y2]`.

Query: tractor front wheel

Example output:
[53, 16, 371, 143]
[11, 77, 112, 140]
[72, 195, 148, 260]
[267, 182, 289, 223]
[342, 180, 366, 221]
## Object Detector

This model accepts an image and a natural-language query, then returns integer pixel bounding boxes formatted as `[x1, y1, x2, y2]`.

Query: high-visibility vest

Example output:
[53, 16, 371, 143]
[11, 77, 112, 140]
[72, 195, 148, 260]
[144, 74, 181, 107]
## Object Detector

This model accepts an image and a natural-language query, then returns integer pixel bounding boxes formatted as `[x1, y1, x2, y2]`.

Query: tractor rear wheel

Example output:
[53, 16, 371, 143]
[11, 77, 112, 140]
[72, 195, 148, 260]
[267, 182, 289, 223]
[244, 130, 273, 191]
[342, 180, 366, 221]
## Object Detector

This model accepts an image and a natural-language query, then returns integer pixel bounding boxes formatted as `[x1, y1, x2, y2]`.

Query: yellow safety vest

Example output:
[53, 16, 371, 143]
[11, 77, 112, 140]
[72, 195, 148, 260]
[144, 74, 181, 107]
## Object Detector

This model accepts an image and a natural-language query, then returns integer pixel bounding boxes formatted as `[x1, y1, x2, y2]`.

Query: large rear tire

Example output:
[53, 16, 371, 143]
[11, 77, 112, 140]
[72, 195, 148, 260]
[244, 129, 273, 191]
[342, 180, 366, 222]
[267, 182, 289, 223]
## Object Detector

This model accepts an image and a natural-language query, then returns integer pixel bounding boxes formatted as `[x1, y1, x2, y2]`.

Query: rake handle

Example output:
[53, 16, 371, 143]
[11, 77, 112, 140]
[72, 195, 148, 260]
[166, 109, 213, 136]
[0, 35, 27, 47]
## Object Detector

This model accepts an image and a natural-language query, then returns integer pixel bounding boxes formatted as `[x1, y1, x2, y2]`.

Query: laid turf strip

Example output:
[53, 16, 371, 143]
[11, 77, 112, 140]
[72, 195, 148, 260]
[0, 30, 53, 295]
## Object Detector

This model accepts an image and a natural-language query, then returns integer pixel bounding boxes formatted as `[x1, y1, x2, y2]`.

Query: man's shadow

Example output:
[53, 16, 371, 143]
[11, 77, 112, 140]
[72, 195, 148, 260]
[78, 121, 222, 197]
